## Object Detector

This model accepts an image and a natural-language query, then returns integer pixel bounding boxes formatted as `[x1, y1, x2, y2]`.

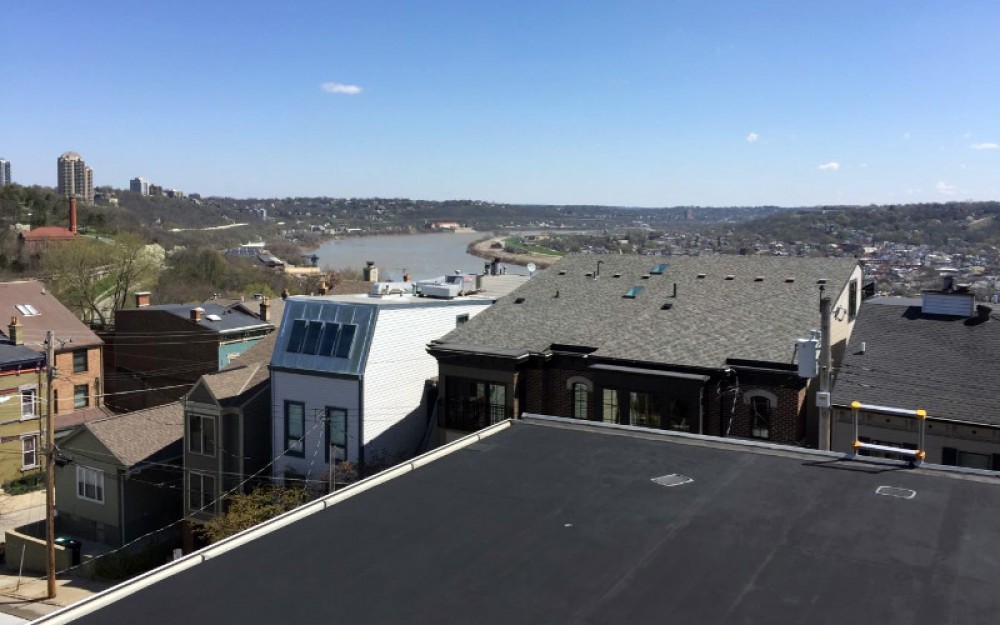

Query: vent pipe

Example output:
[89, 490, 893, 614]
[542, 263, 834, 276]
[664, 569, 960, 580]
[672, 283, 677, 298]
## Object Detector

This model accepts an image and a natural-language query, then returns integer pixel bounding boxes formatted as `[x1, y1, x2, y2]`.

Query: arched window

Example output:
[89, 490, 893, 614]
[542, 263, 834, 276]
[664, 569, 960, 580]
[743, 391, 776, 440]
[566, 377, 593, 420]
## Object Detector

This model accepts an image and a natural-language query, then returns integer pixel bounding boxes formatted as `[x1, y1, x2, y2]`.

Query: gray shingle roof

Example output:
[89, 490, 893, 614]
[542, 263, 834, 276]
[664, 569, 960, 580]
[82, 402, 184, 467]
[0, 280, 104, 350]
[432, 254, 859, 369]
[204, 362, 269, 402]
[831, 300, 1000, 424]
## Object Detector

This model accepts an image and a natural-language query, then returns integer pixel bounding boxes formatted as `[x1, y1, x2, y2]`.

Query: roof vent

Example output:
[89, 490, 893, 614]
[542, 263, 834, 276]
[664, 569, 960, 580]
[875, 486, 916, 500]
[754, 276, 764, 282]
[661, 302, 674, 310]
[696, 273, 706, 279]
[724, 275, 735, 281]
[558, 270, 566, 275]
[785, 277, 795, 283]
[652, 474, 693, 487]
[613, 273, 622, 278]
[584, 272, 593, 278]
[641, 274, 650, 280]
[514, 297, 525, 304]
[817, 278, 828, 285]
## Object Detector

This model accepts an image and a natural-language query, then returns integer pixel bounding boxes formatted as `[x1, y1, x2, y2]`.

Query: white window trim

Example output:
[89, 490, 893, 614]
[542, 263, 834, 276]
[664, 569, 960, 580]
[565, 376, 593, 392]
[20, 433, 39, 470]
[19, 387, 37, 421]
[76, 465, 106, 504]
[189, 471, 216, 513]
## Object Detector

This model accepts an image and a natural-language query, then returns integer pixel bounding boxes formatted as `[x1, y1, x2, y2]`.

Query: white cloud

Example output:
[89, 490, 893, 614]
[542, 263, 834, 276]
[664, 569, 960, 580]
[970, 142, 998, 150]
[817, 162, 840, 171]
[745, 132, 759, 144]
[321, 82, 363, 95]
[935, 181, 957, 196]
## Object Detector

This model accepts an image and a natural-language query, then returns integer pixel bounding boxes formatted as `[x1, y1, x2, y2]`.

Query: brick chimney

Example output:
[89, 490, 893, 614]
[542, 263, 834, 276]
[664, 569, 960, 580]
[69, 197, 78, 234]
[190, 307, 204, 322]
[134, 291, 151, 308]
[8, 316, 22, 345]
[259, 297, 270, 322]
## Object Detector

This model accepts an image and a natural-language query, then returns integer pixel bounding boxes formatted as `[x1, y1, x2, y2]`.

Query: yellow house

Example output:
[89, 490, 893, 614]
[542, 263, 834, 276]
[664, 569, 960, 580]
[0, 343, 45, 486]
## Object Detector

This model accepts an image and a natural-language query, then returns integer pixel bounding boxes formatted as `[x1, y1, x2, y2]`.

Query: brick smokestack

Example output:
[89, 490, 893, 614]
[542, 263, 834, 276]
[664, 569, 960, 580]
[69, 197, 78, 234]
[190, 307, 204, 322]
[259, 297, 270, 322]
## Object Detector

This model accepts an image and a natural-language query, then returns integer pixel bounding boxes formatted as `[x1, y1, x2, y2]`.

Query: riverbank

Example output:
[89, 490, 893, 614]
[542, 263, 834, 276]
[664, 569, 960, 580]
[466, 236, 561, 269]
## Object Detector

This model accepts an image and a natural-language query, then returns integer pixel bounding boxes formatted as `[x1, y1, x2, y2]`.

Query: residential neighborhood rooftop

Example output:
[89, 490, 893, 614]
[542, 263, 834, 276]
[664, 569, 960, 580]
[42, 418, 1000, 624]
[831, 298, 1000, 424]
[0, 280, 103, 350]
[432, 254, 860, 369]
[131, 303, 272, 333]
[62, 402, 184, 468]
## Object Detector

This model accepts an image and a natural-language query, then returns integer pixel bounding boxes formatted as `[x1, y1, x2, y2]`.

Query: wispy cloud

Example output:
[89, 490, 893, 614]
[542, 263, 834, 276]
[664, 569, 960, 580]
[745, 132, 759, 144]
[320, 82, 363, 95]
[935, 181, 957, 196]
[817, 162, 840, 171]
[970, 142, 998, 150]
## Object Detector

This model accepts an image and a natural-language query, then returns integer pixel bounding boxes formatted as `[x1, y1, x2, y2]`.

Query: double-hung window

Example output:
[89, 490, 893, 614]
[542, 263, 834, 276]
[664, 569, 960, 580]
[20, 389, 36, 419]
[74, 384, 89, 409]
[21, 435, 38, 469]
[188, 414, 216, 456]
[76, 465, 105, 503]
[189, 472, 216, 512]
[285, 401, 305, 457]
[73, 349, 88, 373]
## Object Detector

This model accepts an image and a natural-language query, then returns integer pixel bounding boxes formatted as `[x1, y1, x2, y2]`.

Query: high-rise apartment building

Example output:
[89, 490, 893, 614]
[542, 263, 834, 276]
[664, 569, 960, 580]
[57, 151, 94, 203]
[130, 177, 150, 196]
[0, 158, 10, 186]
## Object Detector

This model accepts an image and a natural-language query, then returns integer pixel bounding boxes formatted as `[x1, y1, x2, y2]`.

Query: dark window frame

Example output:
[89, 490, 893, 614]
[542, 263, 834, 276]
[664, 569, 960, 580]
[188, 414, 217, 457]
[848, 279, 858, 321]
[285, 401, 305, 457]
[750, 396, 771, 439]
[572, 383, 589, 420]
[73, 384, 89, 409]
[72, 348, 88, 373]
[189, 471, 216, 512]
[325, 407, 348, 462]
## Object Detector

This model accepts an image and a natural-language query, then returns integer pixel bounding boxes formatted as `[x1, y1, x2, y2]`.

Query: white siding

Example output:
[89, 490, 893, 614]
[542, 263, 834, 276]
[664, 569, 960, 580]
[362, 302, 491, 464]
[829, 264, 863, 350]
[271, 371, 360, 480]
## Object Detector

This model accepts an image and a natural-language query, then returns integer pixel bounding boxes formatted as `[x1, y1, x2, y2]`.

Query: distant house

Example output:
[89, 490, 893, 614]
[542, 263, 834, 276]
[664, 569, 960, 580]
[270, 281, 508, 481]
[17, 198, 81, 255]
[429, 254, 863, 448]
[0, 280, 105, 428]
[0, 344, 45, 485]
[182, 333, 275, 531]
[101, 296, 274, 412]
[55, 402, 184, 547]
[831, 284, 1000, 468]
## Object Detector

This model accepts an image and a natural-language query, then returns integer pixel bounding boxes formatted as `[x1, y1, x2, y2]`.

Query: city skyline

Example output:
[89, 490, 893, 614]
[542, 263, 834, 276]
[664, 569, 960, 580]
[2, 1, 999, 207]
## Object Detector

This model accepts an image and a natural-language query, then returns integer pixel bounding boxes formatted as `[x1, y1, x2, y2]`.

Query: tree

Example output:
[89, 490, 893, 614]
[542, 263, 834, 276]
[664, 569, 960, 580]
[42, 234, 162, 324]
[201, 485, 308, 543]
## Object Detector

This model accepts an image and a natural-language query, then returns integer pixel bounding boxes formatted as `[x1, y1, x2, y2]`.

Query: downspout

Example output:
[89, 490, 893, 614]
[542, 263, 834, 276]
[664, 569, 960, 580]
[358, 376, 365, 476]
[119, 469, 126, 546]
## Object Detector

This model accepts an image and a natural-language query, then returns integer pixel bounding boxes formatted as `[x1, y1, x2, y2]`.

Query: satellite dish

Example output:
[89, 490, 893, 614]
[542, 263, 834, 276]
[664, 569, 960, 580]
[526, 263, 537, 275]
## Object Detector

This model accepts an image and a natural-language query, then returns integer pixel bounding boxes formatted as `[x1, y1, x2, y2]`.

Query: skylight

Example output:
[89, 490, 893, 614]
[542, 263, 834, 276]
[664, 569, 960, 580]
[286, 320, 358, 358]
[650, 263, 669, 275]
[623, 286, 645, 299]
[14, 304, 39, 316]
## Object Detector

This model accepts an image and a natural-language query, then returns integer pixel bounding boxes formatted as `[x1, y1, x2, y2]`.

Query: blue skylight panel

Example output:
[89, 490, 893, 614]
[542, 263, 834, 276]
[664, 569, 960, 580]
[318, 322, 340, 356]
[286, 319, 308, 353]
[651, 263, 669, 275]
[301, 321, 325, 355]
[624, 286, 645, 299]
[334, 324, 357, 358]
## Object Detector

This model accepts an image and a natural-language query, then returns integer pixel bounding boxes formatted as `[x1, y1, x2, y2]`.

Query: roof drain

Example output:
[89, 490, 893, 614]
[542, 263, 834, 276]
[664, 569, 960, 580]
[651, 474, 693, 487]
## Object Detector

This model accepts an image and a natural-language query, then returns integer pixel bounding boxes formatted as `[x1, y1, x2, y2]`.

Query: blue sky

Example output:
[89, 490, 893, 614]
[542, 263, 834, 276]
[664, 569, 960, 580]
[2, 1, 998, 206]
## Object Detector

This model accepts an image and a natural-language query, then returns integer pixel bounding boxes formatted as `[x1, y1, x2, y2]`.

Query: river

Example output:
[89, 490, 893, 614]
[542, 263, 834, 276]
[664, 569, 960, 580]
[312, 231, 530, 281]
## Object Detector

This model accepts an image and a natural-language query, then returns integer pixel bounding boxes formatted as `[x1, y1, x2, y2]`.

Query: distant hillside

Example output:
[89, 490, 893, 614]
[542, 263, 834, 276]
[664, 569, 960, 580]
[728, 202, 1000, 247]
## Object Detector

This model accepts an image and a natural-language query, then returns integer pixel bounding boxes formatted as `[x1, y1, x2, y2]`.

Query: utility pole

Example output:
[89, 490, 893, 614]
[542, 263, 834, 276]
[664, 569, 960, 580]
[44, 330, 57, 598]
[818, 288, 833, 451]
